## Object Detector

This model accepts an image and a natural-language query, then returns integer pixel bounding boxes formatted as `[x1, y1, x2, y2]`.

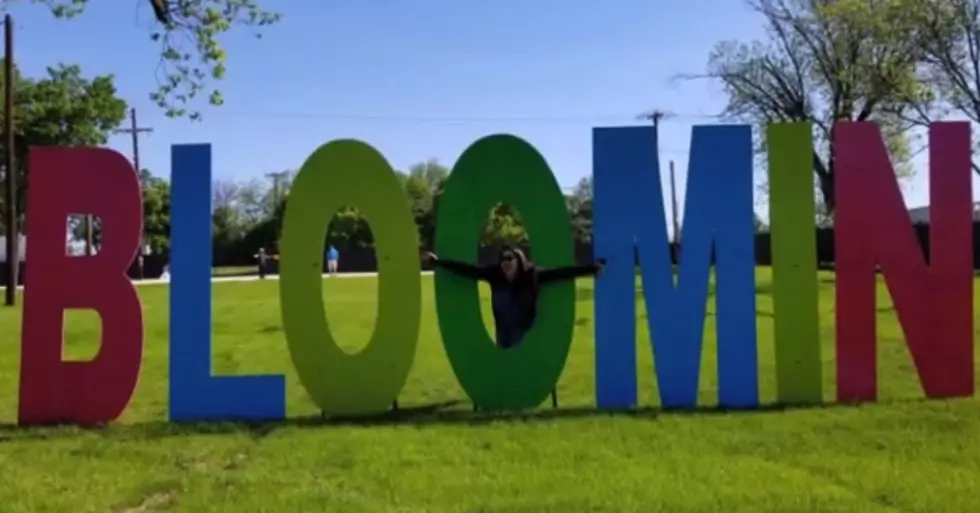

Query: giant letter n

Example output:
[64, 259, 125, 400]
[835, 122, 973, 401]
[593, 125, 758, 409]
[19, 147, 144, 426]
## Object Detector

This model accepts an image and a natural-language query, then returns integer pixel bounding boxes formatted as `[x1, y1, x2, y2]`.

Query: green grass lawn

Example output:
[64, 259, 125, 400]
[0, 269, 978, 512]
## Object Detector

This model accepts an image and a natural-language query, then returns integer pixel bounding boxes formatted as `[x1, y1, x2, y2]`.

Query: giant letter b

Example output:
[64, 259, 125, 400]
[19, 147, 144, 426]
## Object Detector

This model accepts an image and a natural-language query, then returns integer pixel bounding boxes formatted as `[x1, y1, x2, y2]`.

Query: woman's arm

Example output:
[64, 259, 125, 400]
[537, 260, 605, 284]
[429, 255, 491, 281]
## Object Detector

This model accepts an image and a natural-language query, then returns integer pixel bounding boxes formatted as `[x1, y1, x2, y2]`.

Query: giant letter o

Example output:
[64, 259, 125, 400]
[279, 140, 421, 416]
[434, 134, 576, 410]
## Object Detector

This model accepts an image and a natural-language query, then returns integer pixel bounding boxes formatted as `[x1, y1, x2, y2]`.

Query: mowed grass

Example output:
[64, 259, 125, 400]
[0, 269, 979, 512]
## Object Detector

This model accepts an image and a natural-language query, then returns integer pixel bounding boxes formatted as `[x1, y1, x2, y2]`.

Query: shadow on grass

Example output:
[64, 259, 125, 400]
[0, 396, 936, 443]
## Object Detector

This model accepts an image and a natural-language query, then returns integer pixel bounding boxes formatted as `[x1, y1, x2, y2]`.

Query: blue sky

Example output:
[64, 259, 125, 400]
[11, 0, 975, 223]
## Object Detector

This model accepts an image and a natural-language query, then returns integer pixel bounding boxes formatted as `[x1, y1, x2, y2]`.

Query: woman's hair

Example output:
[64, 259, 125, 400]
[499, 245, 532, 270]
[499, 245, 539, 293]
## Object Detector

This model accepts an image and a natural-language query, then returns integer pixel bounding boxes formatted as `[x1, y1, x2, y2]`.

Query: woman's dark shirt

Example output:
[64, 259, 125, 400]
[432, 259, 600, 348]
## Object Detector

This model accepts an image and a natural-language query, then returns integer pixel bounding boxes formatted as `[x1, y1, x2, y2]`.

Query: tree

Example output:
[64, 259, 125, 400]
[402, 159, 449, 249]
[911, 0, 980, 174]
[19, 0, 281, 120]
[235, 178, 275, 224]
[0, 61, 127, 236]
[566, 177, 593, 243]
[687, 0, 935, 214]
[212, 179, 241, 213]
[140, 169, 170, 253]
[482, 203, 527, 246]
[326, 208, 373, 247]
[207, 174, 299, 263]
[209, 178, 253, 262]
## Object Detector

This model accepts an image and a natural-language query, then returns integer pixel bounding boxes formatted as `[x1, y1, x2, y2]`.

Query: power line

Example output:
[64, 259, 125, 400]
[186, 108, 717, 155]
[197, 110, 724, 124]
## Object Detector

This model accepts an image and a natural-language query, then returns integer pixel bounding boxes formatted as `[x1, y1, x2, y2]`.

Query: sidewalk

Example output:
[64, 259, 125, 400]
[133, 270, 435, 287]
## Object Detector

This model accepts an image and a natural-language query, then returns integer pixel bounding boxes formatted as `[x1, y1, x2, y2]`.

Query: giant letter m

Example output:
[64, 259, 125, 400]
[592, 125, 758, 409]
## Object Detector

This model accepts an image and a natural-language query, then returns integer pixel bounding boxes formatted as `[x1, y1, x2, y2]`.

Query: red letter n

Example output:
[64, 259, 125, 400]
[18, 147, 144, 426]
[835, 122, 973, 402]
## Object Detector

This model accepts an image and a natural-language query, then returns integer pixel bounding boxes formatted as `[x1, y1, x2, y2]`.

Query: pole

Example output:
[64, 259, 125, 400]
[265, 171, 287, 250]
[112, 107, 153, 258]
[84, 216, 92, 255]
[669, 160, 680, 244]
[112, 107, 154, 170]
[265, 171, 284, 209]
[669, 160, 681, 264]
[4, 14, 16, 305]
[129, 108, 142, 172]
[638, 109, 676, 263]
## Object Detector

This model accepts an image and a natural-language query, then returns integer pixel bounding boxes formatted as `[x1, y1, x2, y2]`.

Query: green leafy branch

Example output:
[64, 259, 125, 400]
[4, 0, 282, 120]
[148, 0, 280, 120]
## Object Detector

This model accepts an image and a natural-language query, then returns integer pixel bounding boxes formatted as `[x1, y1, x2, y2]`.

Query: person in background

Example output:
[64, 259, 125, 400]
[423, 245, 605, 409]
[326, 244, 340, 277]
[254, 247, 269, 279]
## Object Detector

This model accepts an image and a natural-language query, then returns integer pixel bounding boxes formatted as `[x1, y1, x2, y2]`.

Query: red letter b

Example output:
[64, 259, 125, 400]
[18, 147, 144, 426]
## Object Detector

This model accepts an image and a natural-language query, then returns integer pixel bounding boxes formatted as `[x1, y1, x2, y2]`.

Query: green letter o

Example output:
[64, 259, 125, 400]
[434, 134, 576, 410]
[279, 140, 421, 416]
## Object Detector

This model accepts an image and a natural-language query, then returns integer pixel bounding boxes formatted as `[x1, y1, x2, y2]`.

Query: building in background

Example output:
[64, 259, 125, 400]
[907, 202, 980, 224]
[0, 234, 26, 262]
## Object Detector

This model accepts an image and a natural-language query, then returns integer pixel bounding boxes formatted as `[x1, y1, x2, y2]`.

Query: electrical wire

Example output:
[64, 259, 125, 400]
[198, 110, 725, 124]
[178, 109, 710, 156]
[191, 110, 714, 155]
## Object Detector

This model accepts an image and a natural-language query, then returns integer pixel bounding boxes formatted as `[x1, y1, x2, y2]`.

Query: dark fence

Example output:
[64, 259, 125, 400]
[752, 222, 980, 269]
[232, 241, 679, 276]
[126, 253, 169, 280]
[0, 253, 171, 286]
[289, 222, 980, 274]
[2, 222, 978, 285]
[0, 262, 25, 286]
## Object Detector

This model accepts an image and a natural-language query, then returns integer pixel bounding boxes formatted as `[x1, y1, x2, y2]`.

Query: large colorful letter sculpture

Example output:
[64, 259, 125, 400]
[766, 124, 822, 404]
[11, 121, 977, 426]
[19, 148, 144, 426]
[592, 125, 758, 409]
[434, 134, 576, 410]
[169, 144, 286, 422]
[834, 122, 974, 401]
[279, 140, 421, 416]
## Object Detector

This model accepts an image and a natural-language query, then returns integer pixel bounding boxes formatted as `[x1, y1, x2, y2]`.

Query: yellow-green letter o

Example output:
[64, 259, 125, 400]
[279, 140, 421, 416]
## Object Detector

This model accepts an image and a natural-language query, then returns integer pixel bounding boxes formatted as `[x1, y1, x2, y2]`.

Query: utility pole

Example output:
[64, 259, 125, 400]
[638, 109, 681, 260]
[669, 160, 680, 244]
[116, 108, 153, 175]
[111, 107, 153, 257]
[3, 14, 16, 305]
[265, 171, 289, 250]
[637, 109, 672, 131]
[265, 171, 289, 207]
